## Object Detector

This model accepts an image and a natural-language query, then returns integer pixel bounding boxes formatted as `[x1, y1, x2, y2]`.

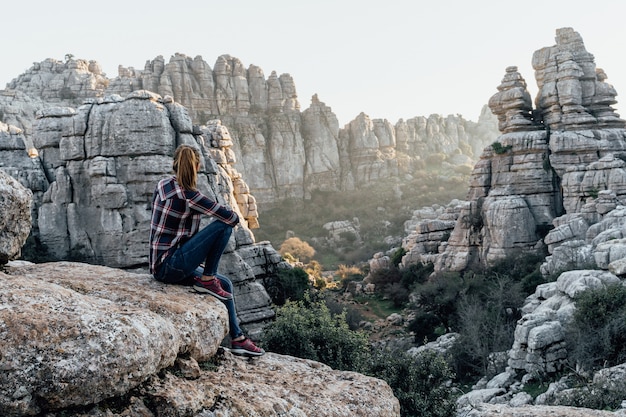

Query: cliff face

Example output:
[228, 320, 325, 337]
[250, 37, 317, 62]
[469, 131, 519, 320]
[1, 53, 499, 204]
[403, 27, 626, 274]
[400, 28, 626, 394]
[0, 91, 282, 334]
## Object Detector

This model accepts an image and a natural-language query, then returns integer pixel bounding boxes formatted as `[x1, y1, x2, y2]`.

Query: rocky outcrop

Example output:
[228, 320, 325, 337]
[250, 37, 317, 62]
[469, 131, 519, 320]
[509, 269, 620, 374]
[533, 28, 624, 131]
[401, 200, 464, 267]
[399, 29, 626, 410]
[1, 54, 499, 205]
[0, 91, 284, 334]
[456, 269, 624, 412]
[402, 27, 626, 274]
[0, 262, 400, 417]
[458, 403, 624, 417]
[0, 168, 32, 263]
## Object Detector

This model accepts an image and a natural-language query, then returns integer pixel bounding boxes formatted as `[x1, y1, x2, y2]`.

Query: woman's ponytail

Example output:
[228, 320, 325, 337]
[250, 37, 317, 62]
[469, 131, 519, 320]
[173, 145, 200, 190]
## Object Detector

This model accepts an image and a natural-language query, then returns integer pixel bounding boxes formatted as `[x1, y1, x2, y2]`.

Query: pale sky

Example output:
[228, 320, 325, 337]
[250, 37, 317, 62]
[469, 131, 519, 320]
[3, 0, 625, 125]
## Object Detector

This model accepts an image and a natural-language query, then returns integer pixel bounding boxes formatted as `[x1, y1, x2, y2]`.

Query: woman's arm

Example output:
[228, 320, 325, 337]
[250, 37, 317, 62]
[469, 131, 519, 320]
[187, 191, 239, 226]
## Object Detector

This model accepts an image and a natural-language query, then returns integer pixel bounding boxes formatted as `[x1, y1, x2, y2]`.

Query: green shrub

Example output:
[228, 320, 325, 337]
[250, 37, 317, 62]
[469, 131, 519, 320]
[409, 272, 464, 340]
[324, 296, 365, 331]
[365, 348, 457, 417]
[368, 266, 402, 293]
[401, 262, 434, 289]
[386, 282, 409, 307]
[262, 293, 370, 371]
[491, 141, 513, 154]
[277, 267, 310, 303]
[264, 267, 311, 305]
[390, 247, 407, 266]
[566, 283, 626, 372]
[407, 311, 444, 343]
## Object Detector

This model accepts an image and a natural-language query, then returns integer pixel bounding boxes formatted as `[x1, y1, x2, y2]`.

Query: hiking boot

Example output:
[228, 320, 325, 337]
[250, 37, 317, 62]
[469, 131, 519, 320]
[193, 277, 233, 300]
[231, 337, 265, 356]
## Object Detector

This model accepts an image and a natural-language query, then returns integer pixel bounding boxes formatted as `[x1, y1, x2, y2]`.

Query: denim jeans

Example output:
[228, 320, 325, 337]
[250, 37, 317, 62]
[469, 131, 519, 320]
[154, 220, 243, 338]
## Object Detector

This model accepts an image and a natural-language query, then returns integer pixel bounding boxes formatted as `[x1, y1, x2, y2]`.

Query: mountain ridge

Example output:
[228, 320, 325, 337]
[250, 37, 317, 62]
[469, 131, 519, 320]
[0, 53, 499, 205]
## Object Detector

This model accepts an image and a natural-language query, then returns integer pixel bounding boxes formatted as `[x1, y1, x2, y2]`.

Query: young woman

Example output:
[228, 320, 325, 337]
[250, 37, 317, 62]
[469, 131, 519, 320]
[149, 144, 264, 356]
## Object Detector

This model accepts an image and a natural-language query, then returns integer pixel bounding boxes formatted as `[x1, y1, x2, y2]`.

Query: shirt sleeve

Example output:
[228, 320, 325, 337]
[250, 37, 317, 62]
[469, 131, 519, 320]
[186, 190, 240, 226]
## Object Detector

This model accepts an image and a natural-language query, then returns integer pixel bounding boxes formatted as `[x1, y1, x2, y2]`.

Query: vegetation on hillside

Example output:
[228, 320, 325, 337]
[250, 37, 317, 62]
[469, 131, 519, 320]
[254, 171, 626, 415]
[254, 175, 469, 269]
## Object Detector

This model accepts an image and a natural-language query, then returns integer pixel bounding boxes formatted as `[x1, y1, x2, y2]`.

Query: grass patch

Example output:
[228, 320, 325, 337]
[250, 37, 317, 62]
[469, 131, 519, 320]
[354, 294, 403, 320]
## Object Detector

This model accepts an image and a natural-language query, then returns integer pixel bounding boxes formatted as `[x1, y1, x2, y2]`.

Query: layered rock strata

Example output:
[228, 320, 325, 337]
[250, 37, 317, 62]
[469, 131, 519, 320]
[1, 54, 499, 204]
[402, 27, 626, 274]
[0, 168, 32, 263]
[0, 91, 283, 332]
[400, 28, 626, 409]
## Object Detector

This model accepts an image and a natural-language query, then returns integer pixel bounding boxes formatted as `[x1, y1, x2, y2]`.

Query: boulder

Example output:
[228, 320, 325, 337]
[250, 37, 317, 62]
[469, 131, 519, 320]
[458, 403, 625, 417]
[0, 169, 32, 264]
[0, 262, 400, 417]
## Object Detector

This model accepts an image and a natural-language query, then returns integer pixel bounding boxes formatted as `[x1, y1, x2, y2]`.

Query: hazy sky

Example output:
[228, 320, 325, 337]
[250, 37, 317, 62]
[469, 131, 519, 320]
[3, 0, 625, 125]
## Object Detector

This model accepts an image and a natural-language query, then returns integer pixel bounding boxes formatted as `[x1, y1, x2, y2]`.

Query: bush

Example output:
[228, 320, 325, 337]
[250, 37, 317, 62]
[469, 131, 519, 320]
[408, 311, 444, 343]
[279, 237, 316, 263]
[386, 282, 410, 307]
[491, 141, 512, 154]
[278, 267, 310, 303]
[262, 293, 370, 371]
[324, 296, 364, 331]
[401, 262, 434, 290]
[566, 283, 626, 373]
[365, 348, 457, 417]
[554, 377, 626, 411]
[390, 247, 406, 266]
[487, 250, 547, 295]
[264, 267, 311, 305]
[368, 266, 402, 293]
[445, 272, 523, 380]
[410, 272, 464, 339]
[334, 264, 364, 290]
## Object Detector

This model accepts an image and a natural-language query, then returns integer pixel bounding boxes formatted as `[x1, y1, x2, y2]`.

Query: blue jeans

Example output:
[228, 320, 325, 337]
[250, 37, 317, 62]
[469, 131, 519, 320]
[154, 220, 243, 338]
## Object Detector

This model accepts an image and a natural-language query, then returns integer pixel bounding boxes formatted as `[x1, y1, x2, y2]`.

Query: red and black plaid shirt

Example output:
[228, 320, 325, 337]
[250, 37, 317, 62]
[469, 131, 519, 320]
[149, 176, 239, 274]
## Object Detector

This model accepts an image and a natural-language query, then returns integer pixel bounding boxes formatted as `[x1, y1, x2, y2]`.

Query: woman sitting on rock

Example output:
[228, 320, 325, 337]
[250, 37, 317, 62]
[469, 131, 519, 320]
[149, 144, 264, 357]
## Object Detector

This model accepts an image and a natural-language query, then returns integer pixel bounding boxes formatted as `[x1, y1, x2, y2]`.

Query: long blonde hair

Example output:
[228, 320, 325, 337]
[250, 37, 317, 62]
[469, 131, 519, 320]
[173, 145, 200, 190]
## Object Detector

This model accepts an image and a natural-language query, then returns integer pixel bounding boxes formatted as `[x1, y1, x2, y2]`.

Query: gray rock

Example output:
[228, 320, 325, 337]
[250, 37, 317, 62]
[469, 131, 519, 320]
[0, 262, 400, 417]
[0, 169, 32, 263]
[1, 53, 499, 205]
[2, 90, 279, 332]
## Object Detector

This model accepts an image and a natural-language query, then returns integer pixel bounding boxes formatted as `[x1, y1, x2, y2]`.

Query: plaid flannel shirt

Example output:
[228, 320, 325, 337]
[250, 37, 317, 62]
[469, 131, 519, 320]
[149, 176, 239, 274]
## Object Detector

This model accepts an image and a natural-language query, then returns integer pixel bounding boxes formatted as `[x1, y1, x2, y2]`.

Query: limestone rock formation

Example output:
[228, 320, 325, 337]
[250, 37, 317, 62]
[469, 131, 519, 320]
[1, 53, 499, 205]
[0, 168, 32, 263]
[399, 29, 626, 406]
[0, 262, 400, 417]
[509, 269, 620, 374]
[458, 403, 624, 417]
[0, 90, 282, 333]
[402, 27, 626, 274]
[533, 28, 624, 130]
[488, 66, 540, 133]
[401, 200, 463, 267]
